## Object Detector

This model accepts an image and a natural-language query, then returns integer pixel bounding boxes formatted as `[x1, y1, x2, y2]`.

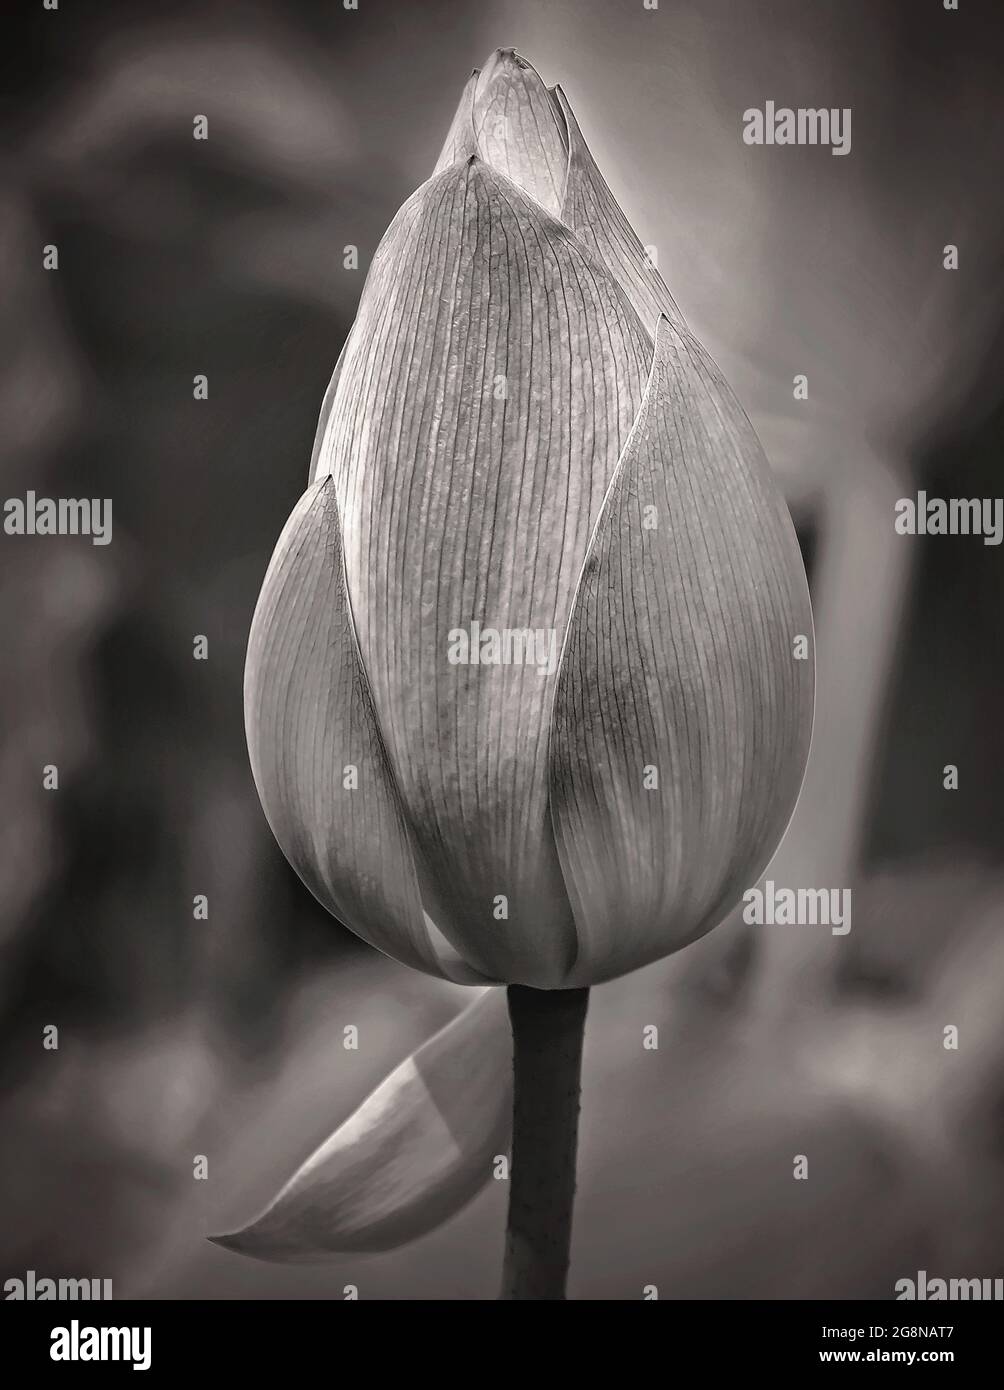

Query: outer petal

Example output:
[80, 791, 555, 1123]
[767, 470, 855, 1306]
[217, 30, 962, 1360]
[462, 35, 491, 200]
[310, 56, 567, 487]
[433, 68, 480, 172]
[211, 989, 512, 1259]
[549, 317, 814, 986]
[309, 67, 483, 485]
[308, 330, 352, 483]
[245, 479, 488, 983]
[320, 158, 654, 987]
[554, 86, 685, 334]
[471, 50, 568, 217]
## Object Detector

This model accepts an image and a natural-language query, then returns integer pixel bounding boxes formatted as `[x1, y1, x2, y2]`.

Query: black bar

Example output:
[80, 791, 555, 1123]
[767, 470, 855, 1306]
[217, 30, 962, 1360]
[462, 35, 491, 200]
[3, 1299, 996, 1376]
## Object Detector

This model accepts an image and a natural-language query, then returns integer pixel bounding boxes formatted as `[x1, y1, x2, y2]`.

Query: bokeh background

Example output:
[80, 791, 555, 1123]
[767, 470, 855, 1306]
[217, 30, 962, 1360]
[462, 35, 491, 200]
[2, 0, 1003, 1298]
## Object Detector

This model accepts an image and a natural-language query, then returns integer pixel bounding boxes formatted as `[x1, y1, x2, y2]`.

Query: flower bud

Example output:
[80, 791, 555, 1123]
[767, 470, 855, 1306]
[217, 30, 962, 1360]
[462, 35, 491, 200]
[246, 51, 813, 990]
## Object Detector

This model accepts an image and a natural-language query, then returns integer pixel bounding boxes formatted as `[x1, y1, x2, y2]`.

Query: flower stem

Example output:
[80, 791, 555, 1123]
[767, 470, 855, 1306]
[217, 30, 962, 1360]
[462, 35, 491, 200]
[500, 983, 590, 1300]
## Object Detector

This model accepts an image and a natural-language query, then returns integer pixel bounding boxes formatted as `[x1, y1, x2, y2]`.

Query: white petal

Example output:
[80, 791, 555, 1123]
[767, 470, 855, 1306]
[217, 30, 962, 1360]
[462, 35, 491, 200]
[555, 86, 685, 333]
[319, 159, 654, 986]
[245, 480, 487, 983]
[472, 50, 568, 217]
[550, 317, 814, 985]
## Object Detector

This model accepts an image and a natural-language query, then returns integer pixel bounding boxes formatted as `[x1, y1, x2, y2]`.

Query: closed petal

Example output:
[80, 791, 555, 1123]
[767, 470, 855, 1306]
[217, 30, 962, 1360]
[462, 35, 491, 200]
[245, 479, 488, 983]
[308, 330, 352, 483]
[321, 158, 653, 987]
[550, 316, 813, 986]
[554, 86, 685, 334]
[433, 68, 480, 172]
[472, 49, 568, 218]
[310, 74, 481, 487]
[312, 68, 487, 485]
[210, 988, 512, 1259]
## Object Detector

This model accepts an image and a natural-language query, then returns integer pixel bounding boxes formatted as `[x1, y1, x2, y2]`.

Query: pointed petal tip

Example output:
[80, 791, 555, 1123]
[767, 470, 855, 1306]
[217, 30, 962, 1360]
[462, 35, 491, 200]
[653, 312, 689, 357]
[439, 150, 483, 176]
[471, 47, 567, 215]
[206, 1223, 310, 1266]
[478, 47, 551, 91]
[555, 90, 686, 332]
[207, 1231, 249, 1255]
[447, 153, 491, 192]
[441, 152, 497, 194]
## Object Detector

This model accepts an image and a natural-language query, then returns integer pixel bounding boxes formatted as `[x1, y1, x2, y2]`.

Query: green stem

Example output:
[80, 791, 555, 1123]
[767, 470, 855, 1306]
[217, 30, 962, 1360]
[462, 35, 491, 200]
[500, 984, 590, 1300]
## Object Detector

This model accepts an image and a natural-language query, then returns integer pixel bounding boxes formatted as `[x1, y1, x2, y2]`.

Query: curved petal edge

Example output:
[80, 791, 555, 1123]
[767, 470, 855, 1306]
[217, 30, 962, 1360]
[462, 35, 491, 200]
[555, 85, 686, 335]
[244, 479, 486, 983]
[433, 69, 481, 173]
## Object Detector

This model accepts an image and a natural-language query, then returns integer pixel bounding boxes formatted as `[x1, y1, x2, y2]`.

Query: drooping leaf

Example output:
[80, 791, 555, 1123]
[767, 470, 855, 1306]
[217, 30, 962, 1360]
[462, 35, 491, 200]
[210, 988, 512, 1259]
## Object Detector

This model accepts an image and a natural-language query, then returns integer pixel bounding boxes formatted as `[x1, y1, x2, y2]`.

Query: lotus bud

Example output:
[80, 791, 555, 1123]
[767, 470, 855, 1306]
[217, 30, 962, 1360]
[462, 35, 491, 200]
[228, 49, 814, 1293]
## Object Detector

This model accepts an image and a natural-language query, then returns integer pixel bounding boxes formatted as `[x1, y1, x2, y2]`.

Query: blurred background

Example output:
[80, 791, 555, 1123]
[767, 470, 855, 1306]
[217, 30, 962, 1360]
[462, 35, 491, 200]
[2, 0, 1003, 1298]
